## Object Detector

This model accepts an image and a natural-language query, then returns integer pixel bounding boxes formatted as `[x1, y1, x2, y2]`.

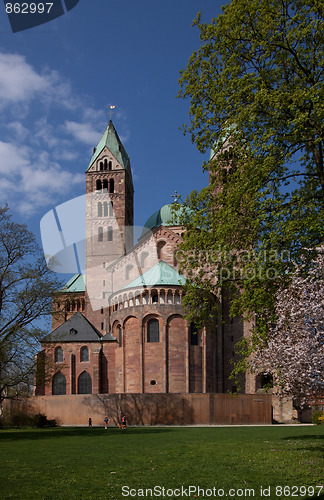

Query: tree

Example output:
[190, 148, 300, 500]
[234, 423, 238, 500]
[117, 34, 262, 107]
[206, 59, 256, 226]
[177, 0, 324, 394]
[0, 206, 60, 403]
[251, 249, 324, 406]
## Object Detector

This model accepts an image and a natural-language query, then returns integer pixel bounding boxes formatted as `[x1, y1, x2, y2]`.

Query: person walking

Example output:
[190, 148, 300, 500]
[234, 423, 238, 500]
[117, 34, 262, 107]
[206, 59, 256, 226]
[104, 416, 108, 430]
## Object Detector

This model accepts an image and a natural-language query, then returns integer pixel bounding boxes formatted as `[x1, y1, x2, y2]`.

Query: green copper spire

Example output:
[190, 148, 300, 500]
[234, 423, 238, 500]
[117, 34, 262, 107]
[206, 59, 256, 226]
[87, 120, 130, 171]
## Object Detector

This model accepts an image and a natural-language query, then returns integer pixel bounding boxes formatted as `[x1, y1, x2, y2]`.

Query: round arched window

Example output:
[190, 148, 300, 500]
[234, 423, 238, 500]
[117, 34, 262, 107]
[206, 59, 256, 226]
[147, 319, 159, 343]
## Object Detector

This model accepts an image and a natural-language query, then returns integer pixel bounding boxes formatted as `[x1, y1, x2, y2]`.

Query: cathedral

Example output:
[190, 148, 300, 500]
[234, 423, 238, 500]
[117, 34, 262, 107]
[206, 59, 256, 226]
[32, 119, 271, 425]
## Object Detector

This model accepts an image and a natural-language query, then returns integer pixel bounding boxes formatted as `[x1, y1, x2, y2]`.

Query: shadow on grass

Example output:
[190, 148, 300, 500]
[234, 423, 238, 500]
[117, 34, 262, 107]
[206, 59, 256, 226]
[0, 426, 177, 441]
[282, 434, 324, 441]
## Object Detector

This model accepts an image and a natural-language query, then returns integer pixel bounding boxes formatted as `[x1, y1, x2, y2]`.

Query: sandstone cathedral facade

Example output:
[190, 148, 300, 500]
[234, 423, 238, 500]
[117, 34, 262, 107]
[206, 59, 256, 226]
[34, 119, 259, 404]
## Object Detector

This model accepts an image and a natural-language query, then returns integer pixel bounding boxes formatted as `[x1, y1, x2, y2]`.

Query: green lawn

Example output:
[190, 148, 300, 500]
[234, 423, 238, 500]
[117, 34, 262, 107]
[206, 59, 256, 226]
[0, 426, 323, 500]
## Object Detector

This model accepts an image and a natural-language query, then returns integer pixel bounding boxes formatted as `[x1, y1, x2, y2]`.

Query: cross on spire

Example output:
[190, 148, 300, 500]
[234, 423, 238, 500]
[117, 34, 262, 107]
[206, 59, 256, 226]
[109, 105, 115, 120]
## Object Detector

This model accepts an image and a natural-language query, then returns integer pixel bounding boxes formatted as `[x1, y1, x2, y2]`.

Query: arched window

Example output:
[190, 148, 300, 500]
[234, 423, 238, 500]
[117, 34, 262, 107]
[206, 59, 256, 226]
[109, 202, 113, 217]
[52, 372, 66, 395]
[80, 346, 89, 362]
[125, 264, 133, 280]
[118, 325, 122, 347]
[103, 202, 108, 217]
[103, 179, 108, 192]
[100, 161, 103, 171]
[152, 294, 158, 303]
[108, 160, 112, 170]
[104, 159, 108, 170]
[78, 371, 92, 394]
[98, 202, 102, 217]
[98, 227, 103, 242]
[140, 252, 149, 268]
[147, 319, 159, 343]
[55, 347, 63, 363]
[66, 301, 71, 312]
[157, 241, 166, 260]
[96, 179, 102, 191]
[107, 226, 113, 241]
[109, 179, 114, 193]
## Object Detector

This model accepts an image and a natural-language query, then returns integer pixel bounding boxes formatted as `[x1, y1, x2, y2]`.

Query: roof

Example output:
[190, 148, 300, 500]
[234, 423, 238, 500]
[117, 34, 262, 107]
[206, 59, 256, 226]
[143, 203, 190, 234]
[87, 120, 130, 171]
[122, 261, 186, 289]
[59, 274, 85, 293]
[43, 312, 103, 343]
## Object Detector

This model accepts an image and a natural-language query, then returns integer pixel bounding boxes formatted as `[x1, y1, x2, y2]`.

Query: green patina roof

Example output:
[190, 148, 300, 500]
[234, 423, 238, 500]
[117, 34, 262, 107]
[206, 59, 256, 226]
[143, 204, 190, 234]
[60, 274, 85, 293]
[87, 120, 130, 171]
[122, 261, 186, 290]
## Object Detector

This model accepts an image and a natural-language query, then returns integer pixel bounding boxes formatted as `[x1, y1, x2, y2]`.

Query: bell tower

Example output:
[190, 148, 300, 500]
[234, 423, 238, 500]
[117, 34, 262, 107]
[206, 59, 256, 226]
[85, 120, 134, 330]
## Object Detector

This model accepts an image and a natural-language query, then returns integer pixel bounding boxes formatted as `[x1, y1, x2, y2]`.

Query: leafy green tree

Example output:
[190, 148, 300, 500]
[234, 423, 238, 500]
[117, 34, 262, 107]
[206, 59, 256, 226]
[0, 206, 59, 403]
[177, 0, 324, 369]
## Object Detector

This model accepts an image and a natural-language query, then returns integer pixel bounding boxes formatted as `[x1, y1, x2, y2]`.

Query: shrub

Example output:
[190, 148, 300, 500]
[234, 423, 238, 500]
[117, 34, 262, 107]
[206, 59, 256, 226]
[312, 410, 324, 425]
[2, 411, 57, 428]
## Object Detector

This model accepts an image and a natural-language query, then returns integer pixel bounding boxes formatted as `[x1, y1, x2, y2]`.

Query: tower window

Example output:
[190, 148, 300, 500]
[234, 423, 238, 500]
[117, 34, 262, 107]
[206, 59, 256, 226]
[109, 160, 112, 170]
[107, 226, 113, 241]
[118, 325, 122, 347]
[109, 178, 114, 193]
[100, 161, 103, 171]
[98, 227, 103, 242]
[103, 179, 108, 192]
[152, 294, 158, 304]
[98, 202, 102, 217]
[109, 202, 113, 217]
[103, 202, 108, 217]
[147, 319, 159, 343]
[104, 159, 108, 170]
[96, 179, 102, 191]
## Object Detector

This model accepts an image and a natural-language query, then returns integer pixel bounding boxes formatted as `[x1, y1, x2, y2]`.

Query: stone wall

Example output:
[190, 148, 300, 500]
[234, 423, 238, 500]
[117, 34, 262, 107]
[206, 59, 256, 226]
[7, 393, 272, 426]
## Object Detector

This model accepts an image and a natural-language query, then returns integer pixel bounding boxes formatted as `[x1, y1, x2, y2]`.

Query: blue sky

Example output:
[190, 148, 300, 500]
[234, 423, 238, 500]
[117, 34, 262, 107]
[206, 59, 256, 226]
[0, 1, 224, 251]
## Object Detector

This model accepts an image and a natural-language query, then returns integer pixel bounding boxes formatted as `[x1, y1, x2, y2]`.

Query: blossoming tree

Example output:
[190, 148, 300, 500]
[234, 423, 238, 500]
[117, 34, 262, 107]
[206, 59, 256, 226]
[252, 250, 324, 405]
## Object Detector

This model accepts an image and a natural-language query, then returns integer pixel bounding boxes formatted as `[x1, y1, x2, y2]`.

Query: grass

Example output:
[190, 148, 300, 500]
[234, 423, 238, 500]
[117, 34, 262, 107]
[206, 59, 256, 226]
[0, 426, 323, 499]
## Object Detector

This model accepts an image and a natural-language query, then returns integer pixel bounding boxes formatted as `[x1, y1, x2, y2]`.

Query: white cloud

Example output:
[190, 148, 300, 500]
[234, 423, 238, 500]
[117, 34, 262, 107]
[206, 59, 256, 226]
[0, 53, 49, 103]
[65, 120, 101, 145]
[7, 121, 30, 140]
[0, 141, 83, 216]
[0, 51, 130, 217]
[0, 141, 30, 173]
